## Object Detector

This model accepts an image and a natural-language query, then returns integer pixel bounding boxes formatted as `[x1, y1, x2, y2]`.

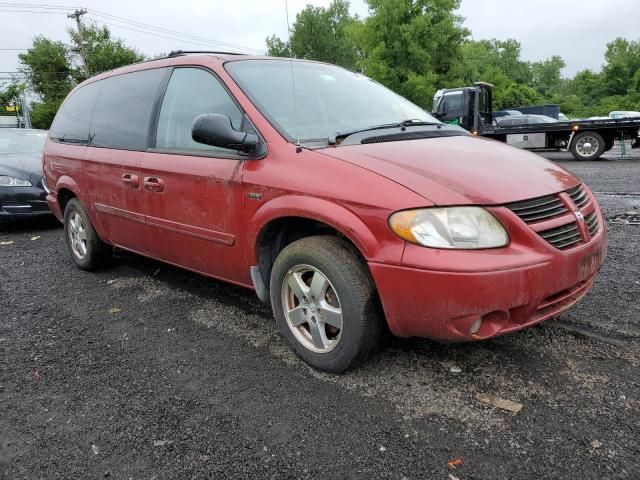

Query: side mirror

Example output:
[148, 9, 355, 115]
[192, 114, 259, 154]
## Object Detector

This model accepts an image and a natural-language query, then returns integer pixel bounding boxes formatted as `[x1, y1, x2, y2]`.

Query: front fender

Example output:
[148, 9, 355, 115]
[247, 194, 395, 265]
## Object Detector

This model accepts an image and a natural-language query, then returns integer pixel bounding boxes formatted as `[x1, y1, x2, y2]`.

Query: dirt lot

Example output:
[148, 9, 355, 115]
[1, 151, 639, 479]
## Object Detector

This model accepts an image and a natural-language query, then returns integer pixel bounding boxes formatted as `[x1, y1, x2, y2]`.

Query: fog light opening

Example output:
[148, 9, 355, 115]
[472, 310, 510, 338]
[469, 318, 482, 334]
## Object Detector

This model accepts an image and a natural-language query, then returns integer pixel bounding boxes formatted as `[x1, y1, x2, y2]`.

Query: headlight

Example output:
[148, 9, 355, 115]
[0, 176, 32, 187]
[389, 207, 509, 249]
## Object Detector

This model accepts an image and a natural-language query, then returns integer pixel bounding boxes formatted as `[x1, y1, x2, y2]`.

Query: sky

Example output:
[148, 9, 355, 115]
[1, 0, 639, 82]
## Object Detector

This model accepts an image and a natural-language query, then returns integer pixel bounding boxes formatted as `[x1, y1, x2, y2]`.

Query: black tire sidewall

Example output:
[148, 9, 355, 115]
[63, 198, 108, 270]
[270, 238, 375, 373]
[571, 131, 606, 160]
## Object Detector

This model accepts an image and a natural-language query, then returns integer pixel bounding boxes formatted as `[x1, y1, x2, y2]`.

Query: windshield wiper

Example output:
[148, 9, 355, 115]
[53, 134, 89, 145]
[329, 119, 440, 145]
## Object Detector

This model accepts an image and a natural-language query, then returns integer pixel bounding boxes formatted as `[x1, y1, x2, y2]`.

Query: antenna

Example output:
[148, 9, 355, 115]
[284, 0, 302, 153]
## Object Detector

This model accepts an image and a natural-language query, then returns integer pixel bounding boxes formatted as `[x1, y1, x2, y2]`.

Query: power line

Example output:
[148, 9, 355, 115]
[0, 2, 78, 7]
[86, 9, 264, 54]
[0, 2, 78, 13]
[88, 17, 263, 54]
[88, 17, 226, 50]
[0, 8, 67, 13]
[0, 3, 264, 54]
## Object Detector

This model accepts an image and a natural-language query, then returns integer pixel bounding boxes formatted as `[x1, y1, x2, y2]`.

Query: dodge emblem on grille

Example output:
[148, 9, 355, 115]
[574, 211, 585, 222]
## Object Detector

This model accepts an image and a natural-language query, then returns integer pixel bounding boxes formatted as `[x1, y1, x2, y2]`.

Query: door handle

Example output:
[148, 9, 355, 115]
[143, 176, 165, 192]
[121, 173, 139, 188]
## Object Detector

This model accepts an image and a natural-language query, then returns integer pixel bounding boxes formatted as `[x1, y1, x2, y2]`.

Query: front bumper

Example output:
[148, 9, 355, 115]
[0, 185, 51, 222]
[370, 190, 607, 341]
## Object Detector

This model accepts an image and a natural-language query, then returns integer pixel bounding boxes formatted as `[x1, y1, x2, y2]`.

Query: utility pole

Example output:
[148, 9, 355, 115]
[68, 8, 89, 79]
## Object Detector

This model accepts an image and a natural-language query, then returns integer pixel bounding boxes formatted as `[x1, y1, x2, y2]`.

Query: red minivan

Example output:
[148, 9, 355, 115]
[43, 52, 606, 372]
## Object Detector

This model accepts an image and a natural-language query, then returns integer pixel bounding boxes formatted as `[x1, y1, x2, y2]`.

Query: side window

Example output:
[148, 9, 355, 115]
[155, 68, 243, 152]
[442, 92, 463, 114]
[91, 68, 166, 150]
[50, 82, 102, 143]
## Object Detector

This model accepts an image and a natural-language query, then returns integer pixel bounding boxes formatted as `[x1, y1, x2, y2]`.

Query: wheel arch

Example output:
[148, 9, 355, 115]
[248, 195, 381, 301]
[54, 175, 82, 213]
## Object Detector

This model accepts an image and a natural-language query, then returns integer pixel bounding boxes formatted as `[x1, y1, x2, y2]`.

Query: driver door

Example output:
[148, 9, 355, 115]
[140, 67, 246, 281]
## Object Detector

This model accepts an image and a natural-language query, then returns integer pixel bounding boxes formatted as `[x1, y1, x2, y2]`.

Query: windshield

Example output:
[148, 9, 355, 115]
[0, 129, 47, 154]
[226, 60, 439, 142]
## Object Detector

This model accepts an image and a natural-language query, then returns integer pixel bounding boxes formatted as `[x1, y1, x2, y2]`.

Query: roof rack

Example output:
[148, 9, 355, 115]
[167, 50, 247, 57]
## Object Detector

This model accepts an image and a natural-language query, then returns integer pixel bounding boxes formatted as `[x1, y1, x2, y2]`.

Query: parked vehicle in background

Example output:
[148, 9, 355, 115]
[609, 111, 640, 119]
[43, 53, 606, 372]
[0, 128, 50, 223]
[433, 82, 640, 160]
[495, 114, 558, 127]
[492, 109, 523, 118]
[1, 102, 28, 128]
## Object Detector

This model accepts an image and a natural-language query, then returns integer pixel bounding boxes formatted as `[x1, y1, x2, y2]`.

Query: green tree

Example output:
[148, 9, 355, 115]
[498, 83, 541, 110]
[447, 39, 531, 87]
[19, 36, 74, 101]
[18, 23, 145, 128]
[0, 81, 28, 127]
[266, 0, 359, 70]
[529, 55, 565, 96]
[0, 81, 27, 105]
[351, 0, 469, 108]
[67, 21, 145, 78]
[600, 37, 640, 96]
[18, 36, 75, 128]
[266, 34, 290, 57]
[556, 38, 640, 117]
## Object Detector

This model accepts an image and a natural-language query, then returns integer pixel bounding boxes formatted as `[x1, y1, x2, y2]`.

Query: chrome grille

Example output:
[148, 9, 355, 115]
[505, 184, 599, 250]
[585, 212, 599, 236]
[538, 223, 582, 249]
[567, 184, 589, 208]
[505, 195, 568, 223]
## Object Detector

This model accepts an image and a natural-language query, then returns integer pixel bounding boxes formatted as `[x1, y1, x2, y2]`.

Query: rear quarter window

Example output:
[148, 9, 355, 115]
[49, 81, 102, 143]
[90, 68, 167, 150]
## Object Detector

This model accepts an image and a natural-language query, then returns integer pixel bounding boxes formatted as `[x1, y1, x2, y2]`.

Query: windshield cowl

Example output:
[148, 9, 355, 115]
[337, 124, 469, 147]
[330, 120, 443, 145]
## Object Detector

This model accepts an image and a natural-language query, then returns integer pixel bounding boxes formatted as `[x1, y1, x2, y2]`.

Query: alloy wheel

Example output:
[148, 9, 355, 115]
[68, 211, 88, 259]
[281, 264, 343, 353]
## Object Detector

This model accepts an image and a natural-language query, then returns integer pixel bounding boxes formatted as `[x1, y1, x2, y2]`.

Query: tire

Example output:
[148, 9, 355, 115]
[570, 131, 606, 160]
[270, 236, 383, 373]
[63, 198, 111, 270]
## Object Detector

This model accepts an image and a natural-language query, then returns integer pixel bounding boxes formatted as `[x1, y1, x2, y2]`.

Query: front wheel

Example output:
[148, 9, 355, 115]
[570, 131, 606, 160]
[270, 236, 383, 373]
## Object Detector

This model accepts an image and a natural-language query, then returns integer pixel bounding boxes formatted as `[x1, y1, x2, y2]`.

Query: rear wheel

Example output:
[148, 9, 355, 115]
[64, 198, 111, 270]
[570, 131, 606, 160]
[270, 236, 383, 373]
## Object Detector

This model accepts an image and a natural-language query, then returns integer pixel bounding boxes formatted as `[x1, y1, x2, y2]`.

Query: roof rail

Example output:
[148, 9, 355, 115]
[167, 50, 247, 57]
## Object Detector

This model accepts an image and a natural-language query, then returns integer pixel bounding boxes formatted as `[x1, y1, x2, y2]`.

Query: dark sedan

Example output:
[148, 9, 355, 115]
[0, 128, 50, 223]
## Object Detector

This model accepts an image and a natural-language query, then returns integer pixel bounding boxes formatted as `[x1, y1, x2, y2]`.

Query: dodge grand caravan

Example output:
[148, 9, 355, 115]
[43, 52, 606, 373]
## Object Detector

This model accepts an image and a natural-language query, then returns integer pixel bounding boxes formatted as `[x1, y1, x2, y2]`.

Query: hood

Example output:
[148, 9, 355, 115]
[0, 151, 44, 182]
[318, 135, 579, 205]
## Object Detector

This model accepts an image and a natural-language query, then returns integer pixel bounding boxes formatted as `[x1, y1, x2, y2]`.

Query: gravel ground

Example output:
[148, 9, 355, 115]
[1, 150, 639, 479]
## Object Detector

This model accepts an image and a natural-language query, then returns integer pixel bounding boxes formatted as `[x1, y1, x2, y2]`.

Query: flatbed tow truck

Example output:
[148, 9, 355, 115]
[432, 82, 640, 160]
